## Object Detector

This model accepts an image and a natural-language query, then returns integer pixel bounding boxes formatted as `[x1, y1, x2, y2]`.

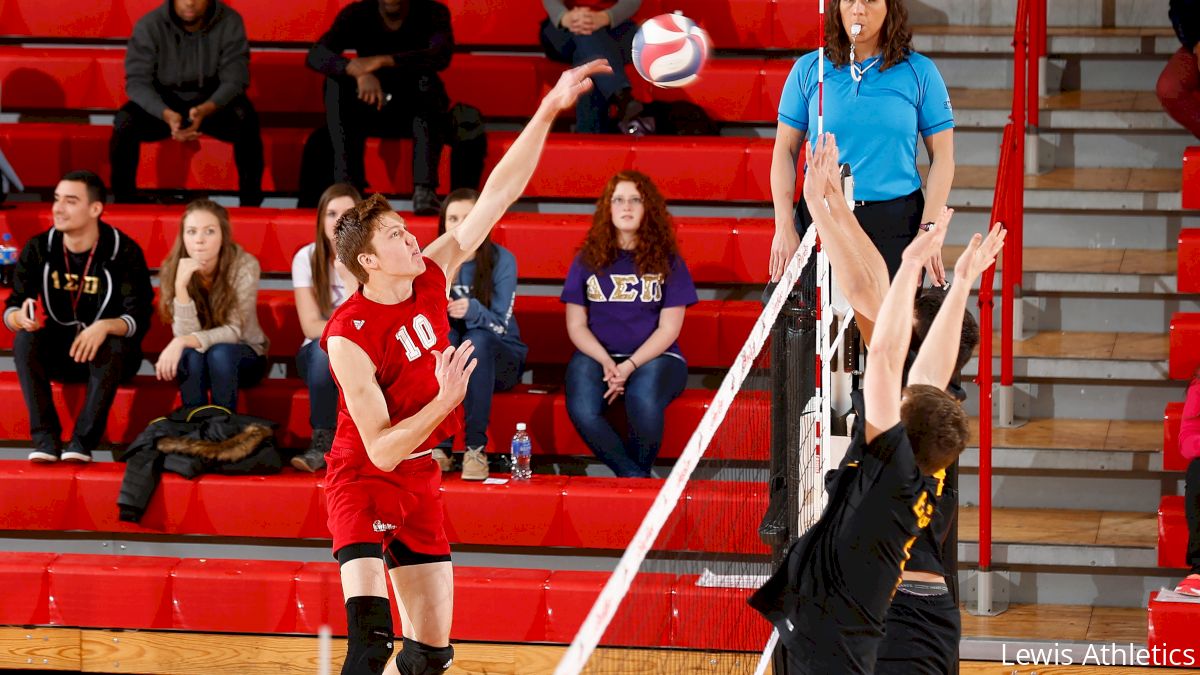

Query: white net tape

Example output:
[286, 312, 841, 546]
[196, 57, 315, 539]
[555, 227, 823, 674]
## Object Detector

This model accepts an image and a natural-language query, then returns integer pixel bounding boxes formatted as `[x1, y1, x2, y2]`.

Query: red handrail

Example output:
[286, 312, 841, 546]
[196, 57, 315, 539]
[977, 0, 1039, 579]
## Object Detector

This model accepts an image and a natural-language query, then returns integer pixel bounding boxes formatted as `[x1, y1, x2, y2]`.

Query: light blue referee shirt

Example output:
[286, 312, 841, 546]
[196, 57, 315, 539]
[778, 49, 955, 203]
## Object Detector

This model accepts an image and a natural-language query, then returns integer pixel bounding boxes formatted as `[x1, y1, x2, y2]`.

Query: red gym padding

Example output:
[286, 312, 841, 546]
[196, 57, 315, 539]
[1159, 496, 1188, 569]
[1170, 313, 1200, 381]
[0, 123, 787, 202]
[1148, 590, 1200, 666]
[1180, 229, 1200, 294]
[1165, 402, 1187, 472]
[1184, 147, 1200, 211]
[0, 552, 765, 650]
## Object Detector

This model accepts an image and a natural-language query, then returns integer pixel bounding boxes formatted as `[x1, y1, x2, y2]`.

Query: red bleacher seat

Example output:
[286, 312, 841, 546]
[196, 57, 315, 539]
[1166, 402, 1187, 472]
[1180, 229, 1200, 294]
[0, 461, 767, 555]
[1159, 495, 1189, 569]
[4, 552, 762, 650]
[1170, 312, 1200, 381]
[0, 123, 785, 202]
[0, 0, 816, 49]
[1185, 147, 1200, 211]
[1148, 590, 1200, 666]
[0, 203, 774, 283]
[0, 48, 779, 123]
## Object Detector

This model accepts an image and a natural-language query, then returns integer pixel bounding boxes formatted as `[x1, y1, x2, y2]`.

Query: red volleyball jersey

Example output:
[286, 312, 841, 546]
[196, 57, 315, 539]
[321, 258, 463, 480]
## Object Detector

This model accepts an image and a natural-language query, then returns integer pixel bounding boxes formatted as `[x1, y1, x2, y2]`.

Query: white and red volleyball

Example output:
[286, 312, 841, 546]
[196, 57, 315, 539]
[631, 12, 711, 89]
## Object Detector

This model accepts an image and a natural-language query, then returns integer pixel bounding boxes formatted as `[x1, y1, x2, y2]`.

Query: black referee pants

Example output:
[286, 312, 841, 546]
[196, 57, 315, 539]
[794, 189, 925, 280]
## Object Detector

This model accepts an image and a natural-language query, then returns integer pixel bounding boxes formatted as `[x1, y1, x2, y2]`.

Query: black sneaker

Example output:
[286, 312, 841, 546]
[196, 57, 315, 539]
[412, 185, 441, 216]
[292, 428, 334, 472]
[28, 444, 61, 463]
[61, 440, 92, 463]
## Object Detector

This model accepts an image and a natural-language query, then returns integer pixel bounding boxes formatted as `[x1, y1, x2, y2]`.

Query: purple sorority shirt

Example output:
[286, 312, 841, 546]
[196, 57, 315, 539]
[560, 251, 698, 360]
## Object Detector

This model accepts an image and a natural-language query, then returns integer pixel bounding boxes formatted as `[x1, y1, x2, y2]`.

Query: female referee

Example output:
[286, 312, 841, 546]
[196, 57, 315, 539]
[767, 0, 956, 284]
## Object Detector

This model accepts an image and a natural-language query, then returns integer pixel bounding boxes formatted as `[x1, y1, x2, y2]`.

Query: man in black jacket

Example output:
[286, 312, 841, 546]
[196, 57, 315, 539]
[307, 0, 454, 215]
[110, 0, 264, 206]
[4, 171, 154, 463]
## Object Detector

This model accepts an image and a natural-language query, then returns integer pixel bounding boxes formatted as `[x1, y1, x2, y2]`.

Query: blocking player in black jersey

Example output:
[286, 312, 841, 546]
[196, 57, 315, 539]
[749, 179, 1005, 673]
[798, 134, 982, 673]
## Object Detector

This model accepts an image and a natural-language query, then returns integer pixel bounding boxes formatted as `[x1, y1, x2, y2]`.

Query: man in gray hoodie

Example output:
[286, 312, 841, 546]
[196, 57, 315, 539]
[110, 0, 264, 207]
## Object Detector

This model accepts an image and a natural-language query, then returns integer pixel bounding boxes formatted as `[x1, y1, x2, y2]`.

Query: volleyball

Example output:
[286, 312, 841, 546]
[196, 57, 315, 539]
[631, 12, 711, 88]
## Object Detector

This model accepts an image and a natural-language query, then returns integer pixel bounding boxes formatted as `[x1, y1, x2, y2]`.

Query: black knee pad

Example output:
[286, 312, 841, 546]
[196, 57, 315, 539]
[394, 637, 454, 675]
[343, 596, 393, 675]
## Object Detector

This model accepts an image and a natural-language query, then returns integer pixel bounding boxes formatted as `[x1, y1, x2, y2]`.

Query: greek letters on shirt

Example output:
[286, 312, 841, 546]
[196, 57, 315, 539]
[585, 273, 664, 303]
[50, 271, 100, 295]
[395, 313, 437, 361]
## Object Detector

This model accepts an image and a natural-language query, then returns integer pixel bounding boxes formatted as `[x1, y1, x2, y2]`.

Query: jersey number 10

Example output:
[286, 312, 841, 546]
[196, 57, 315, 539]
[396, 314, 437, 362]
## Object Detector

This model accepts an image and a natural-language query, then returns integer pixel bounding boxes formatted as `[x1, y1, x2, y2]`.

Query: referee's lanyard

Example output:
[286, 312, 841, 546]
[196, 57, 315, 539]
[64, 241, 98, 334]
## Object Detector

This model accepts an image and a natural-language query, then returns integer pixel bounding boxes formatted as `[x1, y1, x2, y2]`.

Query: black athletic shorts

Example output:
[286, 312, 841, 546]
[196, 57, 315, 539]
[874, 581, 960, 675]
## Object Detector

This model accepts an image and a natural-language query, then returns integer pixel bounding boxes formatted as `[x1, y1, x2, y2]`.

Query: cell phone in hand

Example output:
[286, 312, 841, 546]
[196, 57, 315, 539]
[24, 300, 35, 324]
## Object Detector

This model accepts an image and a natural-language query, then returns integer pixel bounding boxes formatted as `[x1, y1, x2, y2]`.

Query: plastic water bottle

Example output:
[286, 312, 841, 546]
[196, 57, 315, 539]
[511, 423, 532, 481]
[0, 233, 16, 288]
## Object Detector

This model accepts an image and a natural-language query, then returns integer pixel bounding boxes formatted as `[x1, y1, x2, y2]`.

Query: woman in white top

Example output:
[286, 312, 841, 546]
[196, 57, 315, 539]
[291, 183, 361, 472]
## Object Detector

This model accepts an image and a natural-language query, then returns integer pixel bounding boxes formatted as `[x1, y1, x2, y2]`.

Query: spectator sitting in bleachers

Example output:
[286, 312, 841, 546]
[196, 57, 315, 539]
[155, 199, 268, 411]
[1177, 372, 1200, 595]
[307, 0, 453, 215]
[1158, 0, 1200, 139]
[561, 171, 696, 477]
[111, 0, 264, 206]
[431, 189, 528, 480]
[5, 170, 154, 463]
[291, 183, 362, 473]
[540, 0, 645, 134]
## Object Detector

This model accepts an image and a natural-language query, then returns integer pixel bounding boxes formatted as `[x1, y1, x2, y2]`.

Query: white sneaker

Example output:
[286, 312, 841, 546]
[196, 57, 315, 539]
[432, 448, 454, 473]
[461, 446, 489, 481]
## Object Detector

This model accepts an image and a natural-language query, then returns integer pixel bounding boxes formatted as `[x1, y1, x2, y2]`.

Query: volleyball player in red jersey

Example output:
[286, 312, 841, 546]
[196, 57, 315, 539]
[319, 60, 611, 675]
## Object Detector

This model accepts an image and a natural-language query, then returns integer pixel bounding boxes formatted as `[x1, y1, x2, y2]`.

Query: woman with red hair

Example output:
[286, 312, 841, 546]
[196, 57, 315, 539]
[560, 171, 696, 477]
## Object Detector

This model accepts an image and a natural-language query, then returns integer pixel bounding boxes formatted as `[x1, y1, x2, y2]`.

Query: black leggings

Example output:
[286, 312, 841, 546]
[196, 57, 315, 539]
[1188, 458, 1200, 574]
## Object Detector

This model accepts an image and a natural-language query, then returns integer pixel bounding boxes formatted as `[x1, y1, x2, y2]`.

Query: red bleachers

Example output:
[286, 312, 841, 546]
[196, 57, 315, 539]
[1170, 313, 1200, 381]
[0, 47, 785, 124]
[0, 0, 817, 50]
[0, 203, 774, 283]
[1184, 147, 1200, 211]
[0, 123, 781, 201]
[1148, 591, 1200, 667]
[1181, 229, 1200, 294]
[0, 462, 769, 554]
[0, 551, 770, 649]
[0, 373, 769, 459]
[1159, 495, 1189, 569]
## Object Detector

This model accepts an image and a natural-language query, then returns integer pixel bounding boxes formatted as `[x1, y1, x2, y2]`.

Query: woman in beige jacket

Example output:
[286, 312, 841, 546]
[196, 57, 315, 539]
[155, 199, 268, 410]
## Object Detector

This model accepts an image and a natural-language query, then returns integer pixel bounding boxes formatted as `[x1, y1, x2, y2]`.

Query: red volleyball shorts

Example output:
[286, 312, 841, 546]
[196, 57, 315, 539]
[324, 452, 450, 559]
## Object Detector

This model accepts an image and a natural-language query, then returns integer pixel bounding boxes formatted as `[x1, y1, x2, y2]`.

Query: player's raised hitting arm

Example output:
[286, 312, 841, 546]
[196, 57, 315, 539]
[907, 219, 1004, 390]
[327, 336, 477, 472]
[863, 217, 947, 443]
[423, 59, 613, 278]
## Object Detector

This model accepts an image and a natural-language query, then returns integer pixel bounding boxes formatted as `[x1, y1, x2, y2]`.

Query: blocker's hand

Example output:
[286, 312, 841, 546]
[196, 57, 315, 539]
[953, 222, 1006, 285]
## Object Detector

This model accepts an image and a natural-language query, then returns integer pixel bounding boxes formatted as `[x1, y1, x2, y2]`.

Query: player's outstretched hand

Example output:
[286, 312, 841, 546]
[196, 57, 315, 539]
[953, 222, 1006, 285]
[543, 60, 613, 113]
[802, 133, 844, 206]
[901, 207, 950, 268]
[433, 340, 478, 409]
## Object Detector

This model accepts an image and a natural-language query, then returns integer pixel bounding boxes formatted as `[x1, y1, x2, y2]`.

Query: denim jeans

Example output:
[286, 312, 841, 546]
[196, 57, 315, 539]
[539, 18, 637, 134]
[564, 351, 688, 477]
[440, 327, 524, 449]
[177, 343, 267, 410]
[14, 328, 141, 451]
[297, 340, 338, 431]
